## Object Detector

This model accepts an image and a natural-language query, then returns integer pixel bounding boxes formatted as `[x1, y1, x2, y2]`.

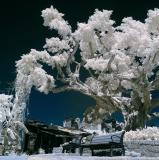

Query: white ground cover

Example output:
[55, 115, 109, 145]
[125, 127, 159, 141]
[0, 154, 155, 160]
[1, 128, 159, 159]
[0, 152, 158, 160]
[27, 154, 159, 160]
[0, 154, 27, 160]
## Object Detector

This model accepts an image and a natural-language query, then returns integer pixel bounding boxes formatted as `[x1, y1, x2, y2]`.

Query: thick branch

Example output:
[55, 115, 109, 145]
[105, 54, 115, 73]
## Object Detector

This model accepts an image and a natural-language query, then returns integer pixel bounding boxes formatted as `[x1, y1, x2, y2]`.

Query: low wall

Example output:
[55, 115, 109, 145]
[125, 140, 159, 157]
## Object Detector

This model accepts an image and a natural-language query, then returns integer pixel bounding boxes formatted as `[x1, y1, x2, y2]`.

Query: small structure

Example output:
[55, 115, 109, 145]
[63, 117, 80, 130]
[24, 120, 89, 155]
[101, 117, 122, 133]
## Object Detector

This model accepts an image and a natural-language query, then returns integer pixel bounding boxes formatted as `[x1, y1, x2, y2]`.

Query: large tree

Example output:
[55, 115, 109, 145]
[2, 6, 159, 136]
[15, 7, 159, 130]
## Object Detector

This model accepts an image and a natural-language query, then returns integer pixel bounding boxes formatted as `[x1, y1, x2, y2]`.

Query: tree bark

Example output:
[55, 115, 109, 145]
[125, 87, 151, 131]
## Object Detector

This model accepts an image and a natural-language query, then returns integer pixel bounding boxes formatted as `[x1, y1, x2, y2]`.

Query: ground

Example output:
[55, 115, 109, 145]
[1, 154, 159, 160]
[1, 128, 159, 159]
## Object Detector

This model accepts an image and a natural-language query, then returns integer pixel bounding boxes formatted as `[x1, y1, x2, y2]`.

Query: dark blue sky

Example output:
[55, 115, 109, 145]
[28, 89, 95, 125]
[0, 0, 159, 125]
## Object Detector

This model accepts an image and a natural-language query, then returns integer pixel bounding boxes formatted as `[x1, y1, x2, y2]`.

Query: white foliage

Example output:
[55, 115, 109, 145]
[41, 6, 71, 37]
[44, 37, 70, 53]
[31, 67, 54, 94]
[16, 55, 36, 74]
[146, 8, 159, 35]
[115, 17, 151, 57]
[76, 23, 94, 42]
[85, 57, 109, 71]
[52, 51, 69, 67]
[112, 50, 131, 73]
[74, 23, 98, 59]
[74, 9, 115, 60]
[88, 9, 114, 31]
[30, 49, 53, 65]
[0, 94, 13, 106]
[125, 127, 159, 141]
[0, 94, 13, 122]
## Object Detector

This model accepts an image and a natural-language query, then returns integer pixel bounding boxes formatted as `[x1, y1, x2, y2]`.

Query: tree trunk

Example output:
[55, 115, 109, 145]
[124, 106, 146, 131]
[125, 87, 151, 131]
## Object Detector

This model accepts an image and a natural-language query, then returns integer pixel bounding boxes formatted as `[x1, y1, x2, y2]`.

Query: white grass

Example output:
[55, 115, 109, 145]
[27, 154, 159, 160]
[0, 153, 159, 160]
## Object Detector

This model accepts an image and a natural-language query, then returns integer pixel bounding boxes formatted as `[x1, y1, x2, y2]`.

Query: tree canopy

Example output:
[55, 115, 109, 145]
[1, 6, 159, 135]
